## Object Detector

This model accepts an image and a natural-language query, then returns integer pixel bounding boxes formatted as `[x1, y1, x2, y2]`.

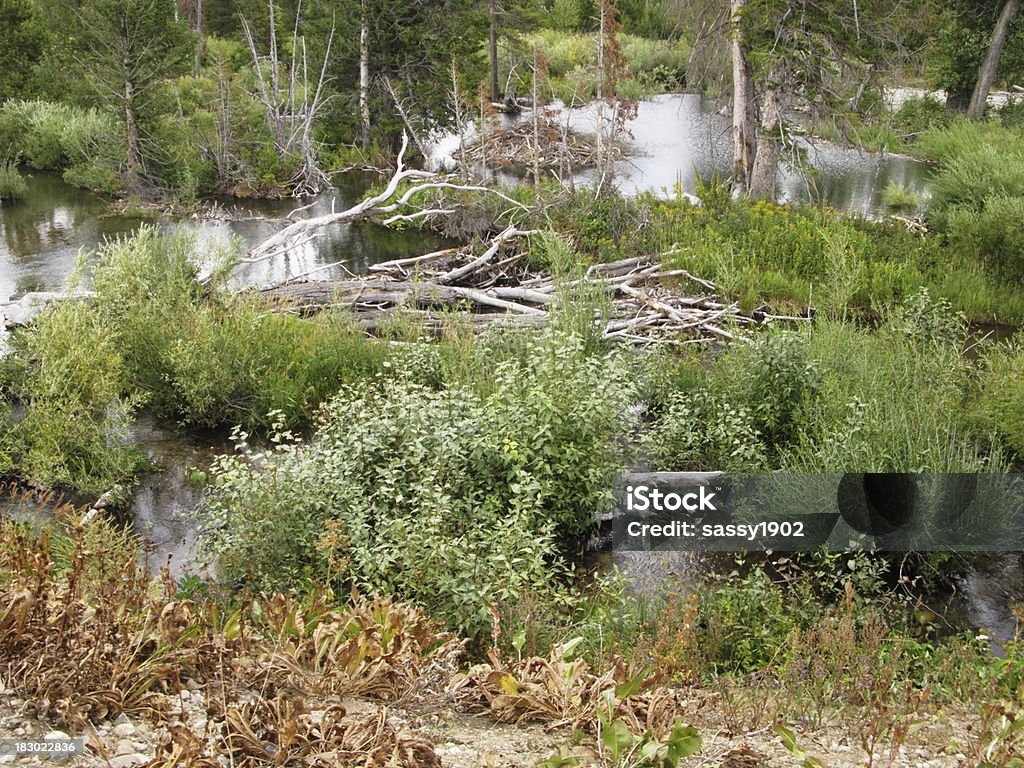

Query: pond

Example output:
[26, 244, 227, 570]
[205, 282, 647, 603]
[0, 171, 447, 305]
[430, 93, 933, 215]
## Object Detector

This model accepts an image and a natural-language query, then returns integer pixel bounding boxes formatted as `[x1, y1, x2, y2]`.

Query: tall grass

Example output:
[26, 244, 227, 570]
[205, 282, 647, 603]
[644, 292, 1006, 475]
[915, 121, 1024, 284]
[0, 161, 27, 200]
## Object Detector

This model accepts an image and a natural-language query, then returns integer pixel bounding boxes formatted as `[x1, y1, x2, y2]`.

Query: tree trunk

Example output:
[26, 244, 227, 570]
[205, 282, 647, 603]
[193, 0, 203, 77]
[967, 0, 1021, 118]
[359, 0, 371, 149]
[488, 0, 499, 104]
[595, 1, 606, 183]
[123, 78, 142, 183]
[749, 66, 786, 202]
[730, 0, 755, 195]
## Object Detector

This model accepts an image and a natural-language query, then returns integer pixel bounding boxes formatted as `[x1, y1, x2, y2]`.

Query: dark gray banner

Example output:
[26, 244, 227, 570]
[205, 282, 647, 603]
[611, 473, 1024, 552]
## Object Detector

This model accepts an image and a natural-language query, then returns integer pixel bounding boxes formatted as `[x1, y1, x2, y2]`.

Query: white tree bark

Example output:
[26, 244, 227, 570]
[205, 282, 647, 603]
[967, 0, 1021, 118]
[359, 0, 371, 149]
[730, 0, 756, 195]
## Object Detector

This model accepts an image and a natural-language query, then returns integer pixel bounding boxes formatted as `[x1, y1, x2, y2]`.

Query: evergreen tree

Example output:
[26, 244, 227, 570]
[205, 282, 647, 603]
[70, 0, 192, 188]
[0, 0, 46, 101]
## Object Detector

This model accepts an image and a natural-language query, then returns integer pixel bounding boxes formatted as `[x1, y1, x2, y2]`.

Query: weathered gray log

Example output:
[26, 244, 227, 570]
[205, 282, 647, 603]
[258, 279, 548, 315]
[2, 291, 96, 330]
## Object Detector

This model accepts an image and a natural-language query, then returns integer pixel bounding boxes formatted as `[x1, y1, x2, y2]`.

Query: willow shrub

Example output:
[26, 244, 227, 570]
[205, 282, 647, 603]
[1, 299, 144, 493]
[646, 292, 1004, 474]
[0, 161, 27, 200]
[0, 100, 120, 192]
[199, 330, 632, 639]
[90, 227, 387, 429]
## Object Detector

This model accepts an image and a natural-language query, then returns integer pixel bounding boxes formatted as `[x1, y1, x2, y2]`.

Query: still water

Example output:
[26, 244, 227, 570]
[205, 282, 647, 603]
[431, 93, 933, 214]
[0, 172, 446, 304]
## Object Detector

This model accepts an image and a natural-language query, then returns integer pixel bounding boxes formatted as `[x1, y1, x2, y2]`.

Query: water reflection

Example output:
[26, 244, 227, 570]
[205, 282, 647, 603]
[0, 171, 447, 304]
[432, 93, 933, 214]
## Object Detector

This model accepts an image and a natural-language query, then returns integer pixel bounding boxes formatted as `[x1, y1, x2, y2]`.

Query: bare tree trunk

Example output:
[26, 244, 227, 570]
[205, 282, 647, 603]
[488, 0, 500, 104]
[123, 78, 142, 183]
[967, 0, 1021, 119]
[749, 68, 786, 201]
[730, 0, 755, 195]
[532, 46, 542, 203]
[193, 0, 203, 77]
[595, 1, 606, 187]
[359, 0, 371, 149]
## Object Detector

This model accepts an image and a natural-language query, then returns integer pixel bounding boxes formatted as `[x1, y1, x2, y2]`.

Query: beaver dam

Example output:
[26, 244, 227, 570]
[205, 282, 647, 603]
[461, 111, 629, 172]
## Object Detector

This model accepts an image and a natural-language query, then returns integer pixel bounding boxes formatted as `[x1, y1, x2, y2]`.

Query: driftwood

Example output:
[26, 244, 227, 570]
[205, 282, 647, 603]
[237, 132, 532, 268]
[259, 237, 808, 345]
[462, 112, 627, 171]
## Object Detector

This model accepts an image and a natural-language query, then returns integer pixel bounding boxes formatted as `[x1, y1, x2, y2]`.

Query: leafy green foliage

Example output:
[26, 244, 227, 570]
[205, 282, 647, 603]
[1, 300, 144, 493]
[0, 161, 27, 200]
[89, 228, 387, 429]
[0, 0, 46, 101]
[199, 330, 631, 639]
[0, 100, 119, 192]
[504, 29, 688, 103]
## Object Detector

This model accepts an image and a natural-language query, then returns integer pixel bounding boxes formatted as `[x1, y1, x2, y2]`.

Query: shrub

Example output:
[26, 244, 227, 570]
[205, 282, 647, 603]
[0, 100, 120, 193]
[0, 161, 27, 200]
[890, 95, 950, 138]
[0, 100, 118, 172]
[643, 389, 767, 472]
[199, 330, 631, 638]
[89, 228, 389, 429]
[2, 299, 143, 493]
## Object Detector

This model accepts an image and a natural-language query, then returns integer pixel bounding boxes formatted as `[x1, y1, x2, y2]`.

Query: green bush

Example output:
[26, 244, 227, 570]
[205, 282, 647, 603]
[2, 299, 143, 493]
[0, 161, 27, 199]
[890, 95, 950, 138]
[0, 100, 118, 173]
[509, 30, 688, 103]
[199, 330, 631, 638]
[90, 227, 387, 429]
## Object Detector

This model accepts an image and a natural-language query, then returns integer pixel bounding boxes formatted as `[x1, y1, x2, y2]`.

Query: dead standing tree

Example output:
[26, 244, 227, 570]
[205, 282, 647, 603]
[238, 133, 532, 267]
[240, 1, 334, 196]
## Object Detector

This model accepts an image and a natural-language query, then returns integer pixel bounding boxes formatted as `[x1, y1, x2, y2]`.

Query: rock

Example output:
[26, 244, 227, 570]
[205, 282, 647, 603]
[114, 739, 136, 756]
[109, 754, 150, 768]
[112, 722, 136, 739]
[1, 292, 93, 330]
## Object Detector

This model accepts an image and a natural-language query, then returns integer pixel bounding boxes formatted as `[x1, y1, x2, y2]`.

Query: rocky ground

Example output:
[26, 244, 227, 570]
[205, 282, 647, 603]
[0, 681, 980, 768]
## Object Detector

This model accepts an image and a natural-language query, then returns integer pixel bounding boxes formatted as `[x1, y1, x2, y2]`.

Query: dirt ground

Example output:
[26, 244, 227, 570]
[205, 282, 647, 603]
[0, 680, 980, 768]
